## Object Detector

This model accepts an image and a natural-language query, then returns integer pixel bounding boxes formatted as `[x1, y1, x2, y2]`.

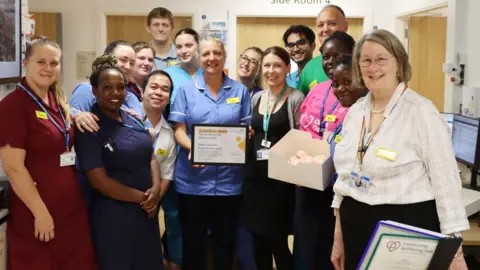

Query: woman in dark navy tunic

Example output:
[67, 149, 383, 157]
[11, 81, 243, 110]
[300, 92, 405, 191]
[75, 54, 163, 270]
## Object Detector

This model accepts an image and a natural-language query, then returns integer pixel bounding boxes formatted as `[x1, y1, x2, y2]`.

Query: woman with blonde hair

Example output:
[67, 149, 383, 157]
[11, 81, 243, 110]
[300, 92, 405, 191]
[330, 29, 469, 270]
[0, 38, 97, 270]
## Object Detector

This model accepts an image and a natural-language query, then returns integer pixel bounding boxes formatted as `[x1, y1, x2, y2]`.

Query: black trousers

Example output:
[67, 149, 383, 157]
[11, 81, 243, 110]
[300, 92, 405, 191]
[340, 197, 441, 270]
[251, 231, 293, 270]
[294, 186, 335, 270]
[178, 193, 241, 270]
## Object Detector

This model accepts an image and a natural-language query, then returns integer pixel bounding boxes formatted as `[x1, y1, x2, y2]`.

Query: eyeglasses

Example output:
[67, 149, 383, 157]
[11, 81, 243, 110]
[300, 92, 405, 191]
[286, 39, 308, 50]
[239, 55, 259, 67]
[359, 56, 392, 67]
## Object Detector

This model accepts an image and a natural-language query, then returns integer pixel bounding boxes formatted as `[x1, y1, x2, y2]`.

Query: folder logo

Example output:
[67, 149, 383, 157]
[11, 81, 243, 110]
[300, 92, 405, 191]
[386, 241, 401, 252]
[236, 136, 246, 152]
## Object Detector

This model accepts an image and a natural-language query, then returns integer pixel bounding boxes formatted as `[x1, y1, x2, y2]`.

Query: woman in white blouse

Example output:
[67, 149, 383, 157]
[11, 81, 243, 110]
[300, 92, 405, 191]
[330, 29, 469, 270]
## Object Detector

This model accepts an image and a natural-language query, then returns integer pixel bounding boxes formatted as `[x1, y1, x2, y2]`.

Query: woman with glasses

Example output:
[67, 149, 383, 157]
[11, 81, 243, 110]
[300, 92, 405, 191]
[330, 29, 469, 270]
[295, 31, 356, 270]
[237, 47, 264, 99]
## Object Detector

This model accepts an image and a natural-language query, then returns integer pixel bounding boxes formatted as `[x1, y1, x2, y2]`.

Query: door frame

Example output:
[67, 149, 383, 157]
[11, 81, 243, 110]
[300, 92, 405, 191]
[94, 9, 201, 57]
[228, 10, 369, 77]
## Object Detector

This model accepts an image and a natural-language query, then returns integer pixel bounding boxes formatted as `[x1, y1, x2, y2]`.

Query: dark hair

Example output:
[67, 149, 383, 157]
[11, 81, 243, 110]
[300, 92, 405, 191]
[104, 40, 131, 54]
[282, 25, 315, 46]
[241, 47, 264, 88]
[321, 4, 346, 18]
[174, 28, 200, 45]
[142, 70, 174, 118]
[90, 54, 126, 89]
[335, 55, 353, 69]
[147, 7, 174, 27]
[320, 31, 355, 54]
[263, 46, 290, 66]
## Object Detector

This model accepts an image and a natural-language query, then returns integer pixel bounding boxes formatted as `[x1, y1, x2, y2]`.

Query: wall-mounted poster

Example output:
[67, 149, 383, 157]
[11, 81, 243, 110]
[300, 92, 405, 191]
[0, 0, 21, 84]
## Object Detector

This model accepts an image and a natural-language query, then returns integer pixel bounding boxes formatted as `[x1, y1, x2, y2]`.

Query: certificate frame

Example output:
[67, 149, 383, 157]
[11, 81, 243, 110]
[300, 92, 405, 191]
[191, 123, 248, 166]
[0, 0, 22, 84]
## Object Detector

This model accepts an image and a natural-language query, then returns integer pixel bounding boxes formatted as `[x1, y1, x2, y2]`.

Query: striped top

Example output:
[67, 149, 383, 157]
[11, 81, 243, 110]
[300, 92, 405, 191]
[332, 82, 470, 234]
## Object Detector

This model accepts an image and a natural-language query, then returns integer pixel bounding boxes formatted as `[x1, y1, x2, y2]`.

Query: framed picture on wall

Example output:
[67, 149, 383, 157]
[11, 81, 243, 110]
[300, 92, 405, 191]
[0, 0, 21, 84]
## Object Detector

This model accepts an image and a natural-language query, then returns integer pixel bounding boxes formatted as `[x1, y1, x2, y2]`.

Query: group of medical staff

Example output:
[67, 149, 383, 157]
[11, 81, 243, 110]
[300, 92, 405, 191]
[0, 3, 472, 270]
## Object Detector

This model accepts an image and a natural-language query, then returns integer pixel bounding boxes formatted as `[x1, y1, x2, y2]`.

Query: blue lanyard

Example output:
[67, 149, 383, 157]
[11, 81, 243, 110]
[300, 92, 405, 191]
[153, 130, 160, 150]
[319, 85, 339, 137]
[263, 85, 288, 142]
[19, 84, 70, 151]
[121, 114, 146, 132]
[327, 123, 343, 144]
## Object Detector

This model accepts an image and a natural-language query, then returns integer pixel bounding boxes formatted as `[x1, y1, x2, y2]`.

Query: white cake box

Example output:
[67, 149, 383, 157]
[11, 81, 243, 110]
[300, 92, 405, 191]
[268, 129, 334, 191]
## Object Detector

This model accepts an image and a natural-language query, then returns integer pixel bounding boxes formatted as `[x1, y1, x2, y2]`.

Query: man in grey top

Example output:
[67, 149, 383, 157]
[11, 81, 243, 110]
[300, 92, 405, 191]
[147, 7, 179, 70]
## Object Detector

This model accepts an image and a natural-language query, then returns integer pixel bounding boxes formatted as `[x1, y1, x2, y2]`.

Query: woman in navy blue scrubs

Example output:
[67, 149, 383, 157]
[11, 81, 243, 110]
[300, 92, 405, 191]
[168, 36, 252, 270]
[75, 54, 163, 270]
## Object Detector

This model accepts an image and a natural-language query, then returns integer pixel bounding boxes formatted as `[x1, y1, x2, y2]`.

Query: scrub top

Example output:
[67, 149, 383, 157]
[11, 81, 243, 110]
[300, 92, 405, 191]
[168, 72, 252, 196]
[75, 104, 163, 270]
[299, 80, 348, 140]
[164, 65, 203, 106]
[70, 82, 144, 119]
[0, 80, 97, 270]
[153, 43, 179, 70]
[145, 116, 177, 181]
[286, 70, 299, 88]
[250, 85, 263, 99]
[296, 56, 329, 95]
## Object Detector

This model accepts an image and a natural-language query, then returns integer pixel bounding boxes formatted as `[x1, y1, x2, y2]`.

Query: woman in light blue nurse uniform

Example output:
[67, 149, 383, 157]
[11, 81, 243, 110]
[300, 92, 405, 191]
[168, 36, 251, 270]
[161, 28, 202, 269]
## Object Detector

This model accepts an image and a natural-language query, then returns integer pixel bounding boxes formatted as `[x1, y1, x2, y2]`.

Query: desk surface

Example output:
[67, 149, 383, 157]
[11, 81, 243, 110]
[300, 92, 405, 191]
[463, 221, 480, 246]
[463, 188, 480, 217]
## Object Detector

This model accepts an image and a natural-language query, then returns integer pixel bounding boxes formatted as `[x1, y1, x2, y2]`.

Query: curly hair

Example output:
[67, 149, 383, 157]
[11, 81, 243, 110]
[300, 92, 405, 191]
[320, 31, 356, 55]
[89, 54, 126, 88]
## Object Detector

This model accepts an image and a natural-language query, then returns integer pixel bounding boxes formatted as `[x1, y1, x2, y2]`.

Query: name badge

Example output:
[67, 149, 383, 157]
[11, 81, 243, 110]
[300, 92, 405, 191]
[256, 149, 269, 161]
[325, 114, 336, 122]
[334, 135, 342, 143]
[156, 148, 168, 157]
[168, 61, 179, 67]
[60, 152, 76, 167]
[226, 97, 240, 104]
[308, 80, 318, 89]
[376, 148, 397, 161]
[36, 110, 48, 119]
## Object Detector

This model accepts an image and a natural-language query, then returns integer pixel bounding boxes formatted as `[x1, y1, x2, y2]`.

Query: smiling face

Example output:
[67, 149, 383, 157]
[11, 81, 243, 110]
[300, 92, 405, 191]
[24, 44, 61, 89]
[321, 39, 348, 79]
[113, 45, 136, 81]
[94, 69, 126, 113]
[359, 41, 399, 93]
[200, 40, 226, 75]
[133, 48, 154, 78]
[237, 49, 262, 81]
[285, 33, 314, 65]
[316, 7, 348, 45]
[143, 73, 172, 111]
[332, 65, 366, 107]
[175, 33, 199, 64]
[262, 53, 290, 88]
[147, 17, 173, 43]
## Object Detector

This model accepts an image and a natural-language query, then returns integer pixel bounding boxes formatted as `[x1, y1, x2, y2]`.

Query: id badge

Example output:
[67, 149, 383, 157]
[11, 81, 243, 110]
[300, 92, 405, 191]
[325, 114, 337, 122]
[261, 139, 271, 148]
[348, 171, 360, 187]
[359, 176, 371, 188]
[256, 148, 269, 161]
[60, 152, 76, 167]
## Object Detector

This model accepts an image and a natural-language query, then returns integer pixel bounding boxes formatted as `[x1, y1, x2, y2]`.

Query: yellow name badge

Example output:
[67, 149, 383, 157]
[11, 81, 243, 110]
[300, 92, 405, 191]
[308, 80, 318, 89]
[35, 110, 48, 119]
[376, 148, 397, 161]
[325, 114, 337, 122]
[226, 97, 240, 104]
[334, 135, 342, 143]
[156, 148, 169, 157]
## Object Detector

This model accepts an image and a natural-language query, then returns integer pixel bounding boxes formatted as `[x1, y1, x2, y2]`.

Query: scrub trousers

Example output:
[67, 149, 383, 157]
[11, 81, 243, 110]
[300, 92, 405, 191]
[178, 193, 241, 270]
[340, 197, 440, 270]
[161, 183, 182, 265]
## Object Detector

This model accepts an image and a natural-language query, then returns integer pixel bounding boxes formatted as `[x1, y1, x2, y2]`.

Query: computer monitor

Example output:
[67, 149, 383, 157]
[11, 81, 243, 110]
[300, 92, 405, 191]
[441, 112, 454, 135]
[452, 114, 480, 167]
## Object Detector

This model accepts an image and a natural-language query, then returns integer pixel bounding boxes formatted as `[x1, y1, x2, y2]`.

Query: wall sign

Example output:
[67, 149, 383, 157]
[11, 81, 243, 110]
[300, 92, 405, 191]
[270, 0, 330, 4]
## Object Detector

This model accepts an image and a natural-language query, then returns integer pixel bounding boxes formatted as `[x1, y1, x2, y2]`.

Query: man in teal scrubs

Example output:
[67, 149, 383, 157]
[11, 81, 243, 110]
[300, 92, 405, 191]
[297, 5, 348, 95]
[283, 25, 316, 88]
[146, 7, 179, 70]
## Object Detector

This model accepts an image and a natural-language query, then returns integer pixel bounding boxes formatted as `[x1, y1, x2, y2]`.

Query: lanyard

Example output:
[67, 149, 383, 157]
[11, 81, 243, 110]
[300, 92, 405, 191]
[327, 123, 343, 144]
[263, 85, 288, 143]
[319, 85, 339, 137]
[356, 85, 408, 165]
[121, 114, 146, 132]
[19, 84, 70, 151]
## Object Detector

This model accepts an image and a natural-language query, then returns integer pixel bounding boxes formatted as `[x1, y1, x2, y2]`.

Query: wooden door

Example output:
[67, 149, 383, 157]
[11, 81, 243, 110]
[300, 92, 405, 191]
[408, 16, 447, 111]
[106, 15, 192, 44]
[30, 12, 60, 43]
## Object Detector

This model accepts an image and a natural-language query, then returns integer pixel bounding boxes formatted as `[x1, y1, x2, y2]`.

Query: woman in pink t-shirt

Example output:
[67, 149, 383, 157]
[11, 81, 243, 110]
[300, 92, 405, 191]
[295, 31, 356, 270]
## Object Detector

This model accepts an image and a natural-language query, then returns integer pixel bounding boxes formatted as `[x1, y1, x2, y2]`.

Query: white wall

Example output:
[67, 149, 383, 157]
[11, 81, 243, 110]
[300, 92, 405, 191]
[28, 0, 394, 97]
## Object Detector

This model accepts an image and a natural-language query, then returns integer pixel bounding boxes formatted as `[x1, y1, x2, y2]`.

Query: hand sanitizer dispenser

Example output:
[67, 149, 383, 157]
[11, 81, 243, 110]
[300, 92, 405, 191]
[462, 87, 480, 118]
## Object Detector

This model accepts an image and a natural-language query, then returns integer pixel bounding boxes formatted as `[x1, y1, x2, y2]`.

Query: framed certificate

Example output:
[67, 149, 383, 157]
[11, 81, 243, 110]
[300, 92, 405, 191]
[191, 124, 248, 166]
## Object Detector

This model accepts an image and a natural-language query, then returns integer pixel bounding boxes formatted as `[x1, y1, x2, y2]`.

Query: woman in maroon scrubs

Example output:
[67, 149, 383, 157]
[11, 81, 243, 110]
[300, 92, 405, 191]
[0, 38, 97, 270]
